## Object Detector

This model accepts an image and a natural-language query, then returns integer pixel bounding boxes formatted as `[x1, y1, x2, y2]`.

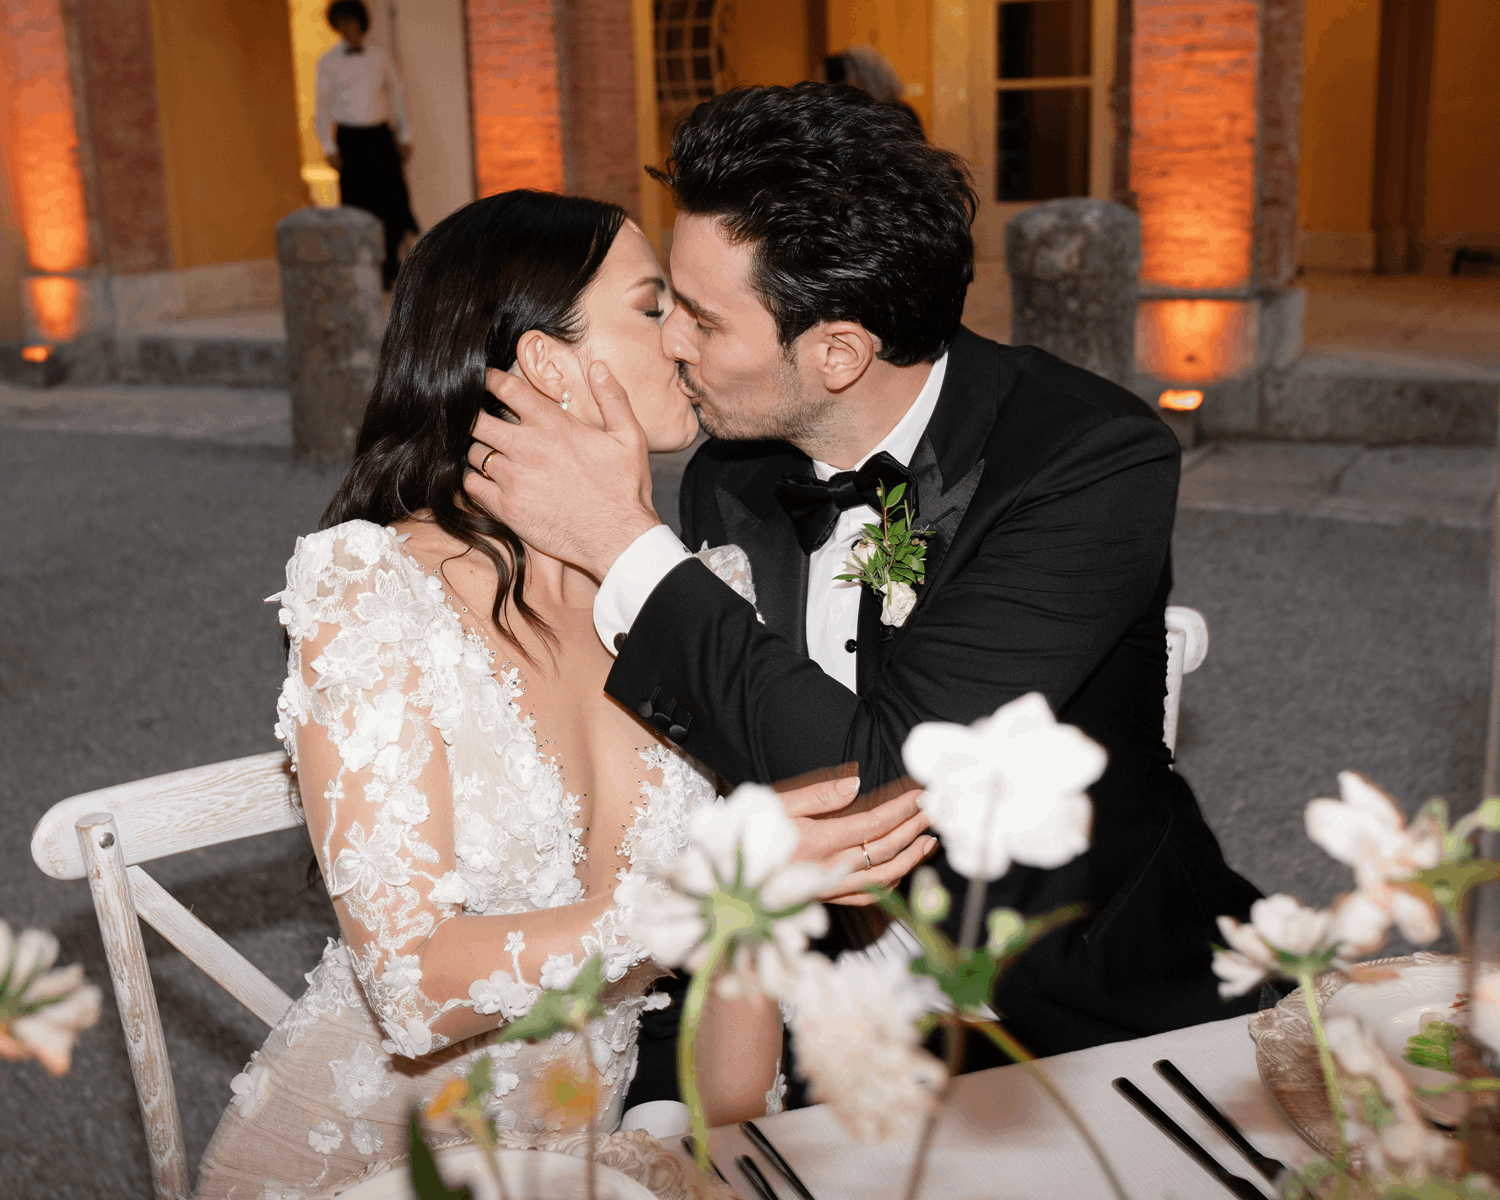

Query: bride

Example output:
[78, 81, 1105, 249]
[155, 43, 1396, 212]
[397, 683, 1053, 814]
[196, 189, 931, 1199]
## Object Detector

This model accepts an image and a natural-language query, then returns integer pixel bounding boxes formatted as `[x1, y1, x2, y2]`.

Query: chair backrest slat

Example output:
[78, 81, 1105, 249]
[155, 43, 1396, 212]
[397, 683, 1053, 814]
[32, 751, 302, 881]
[128, 865, 294, 1028]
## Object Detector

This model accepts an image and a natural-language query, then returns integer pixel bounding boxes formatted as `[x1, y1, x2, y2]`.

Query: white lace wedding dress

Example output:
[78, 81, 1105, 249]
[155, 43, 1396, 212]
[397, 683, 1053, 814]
[195, 520, 751, 1200]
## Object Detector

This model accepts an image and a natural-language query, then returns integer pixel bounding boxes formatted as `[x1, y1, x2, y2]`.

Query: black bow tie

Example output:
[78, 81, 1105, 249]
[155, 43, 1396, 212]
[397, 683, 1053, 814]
[345, 45, 364, 54]
[775, 451, 917, 555]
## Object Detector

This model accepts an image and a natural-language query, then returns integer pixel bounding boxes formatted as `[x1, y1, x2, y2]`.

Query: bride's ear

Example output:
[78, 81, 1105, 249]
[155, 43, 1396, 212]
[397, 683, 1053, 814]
[514, 330, 571, 402]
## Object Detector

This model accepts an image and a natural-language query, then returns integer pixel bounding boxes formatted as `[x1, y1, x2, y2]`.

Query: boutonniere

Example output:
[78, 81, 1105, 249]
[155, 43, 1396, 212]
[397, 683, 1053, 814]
[835, 481, 931, 627]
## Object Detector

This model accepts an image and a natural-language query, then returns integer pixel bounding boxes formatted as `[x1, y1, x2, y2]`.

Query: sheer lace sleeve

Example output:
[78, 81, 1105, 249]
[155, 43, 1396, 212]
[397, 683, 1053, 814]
[693, 542, 761, 621]
[272, 523, 480, 1056]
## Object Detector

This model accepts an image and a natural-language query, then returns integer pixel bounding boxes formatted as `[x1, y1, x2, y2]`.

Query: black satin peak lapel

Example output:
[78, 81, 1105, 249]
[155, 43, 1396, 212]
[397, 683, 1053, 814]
[714, 482, 809, 655]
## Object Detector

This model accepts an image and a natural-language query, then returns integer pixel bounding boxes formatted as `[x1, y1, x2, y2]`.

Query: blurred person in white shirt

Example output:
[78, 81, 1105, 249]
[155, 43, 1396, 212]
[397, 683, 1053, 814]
[317, 0, 417, 287]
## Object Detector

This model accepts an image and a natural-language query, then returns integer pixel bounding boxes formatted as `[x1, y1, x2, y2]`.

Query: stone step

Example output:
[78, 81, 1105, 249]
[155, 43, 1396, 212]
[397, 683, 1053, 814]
[1196, 350, 1500, 446]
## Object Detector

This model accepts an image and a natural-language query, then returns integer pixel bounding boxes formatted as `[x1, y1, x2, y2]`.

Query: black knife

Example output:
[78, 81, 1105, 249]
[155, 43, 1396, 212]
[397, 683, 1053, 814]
[1113, 1077, 1271, 1200]
[1155, 1059, 1287, 1183]
[737, 1153, 784, 1200]
[682, 1135, 728, 1184]
[741, 1121, 817, 1200]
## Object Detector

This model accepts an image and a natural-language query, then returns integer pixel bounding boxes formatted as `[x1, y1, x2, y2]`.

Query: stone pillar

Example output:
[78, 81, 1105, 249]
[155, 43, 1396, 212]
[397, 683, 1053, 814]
[1005, 199, 1140, 389]
[275, 207, 383, 464]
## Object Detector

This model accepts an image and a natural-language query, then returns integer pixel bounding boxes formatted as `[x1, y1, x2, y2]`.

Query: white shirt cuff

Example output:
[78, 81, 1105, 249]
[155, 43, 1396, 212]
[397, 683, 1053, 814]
[593, 524, 692, 654]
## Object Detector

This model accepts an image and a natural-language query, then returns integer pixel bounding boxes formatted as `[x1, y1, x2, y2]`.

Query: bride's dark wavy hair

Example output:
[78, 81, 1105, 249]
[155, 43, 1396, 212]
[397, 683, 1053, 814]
[319, 189, 628, 653]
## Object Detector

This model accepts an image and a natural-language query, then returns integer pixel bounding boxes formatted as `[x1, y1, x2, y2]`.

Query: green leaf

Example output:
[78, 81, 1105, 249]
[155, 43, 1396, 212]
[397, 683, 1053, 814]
[463, 1053, 493, 1105]
[1405, 1019, 1460, 1072]
[913, 948, 1001, 1015]
[407, 1114, 474, 1200]
[885, 482, 906, 506]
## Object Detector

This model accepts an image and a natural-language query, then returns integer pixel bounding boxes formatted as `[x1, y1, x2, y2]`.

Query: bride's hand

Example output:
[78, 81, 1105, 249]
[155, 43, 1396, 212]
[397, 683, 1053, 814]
[777, 775, 938, 907]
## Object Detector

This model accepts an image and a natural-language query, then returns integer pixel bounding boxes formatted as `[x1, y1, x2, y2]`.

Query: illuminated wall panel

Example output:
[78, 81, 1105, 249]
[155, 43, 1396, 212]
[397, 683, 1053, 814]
[468, 0, 565, 197]
[1137, 297, 1253, 383]
[1132, 0, 1257, 291]
[0, 0, 89, 340]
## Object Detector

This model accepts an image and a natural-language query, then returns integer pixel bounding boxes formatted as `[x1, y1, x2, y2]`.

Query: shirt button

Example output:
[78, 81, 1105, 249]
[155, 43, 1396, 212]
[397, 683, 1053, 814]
[844, 639, 858, 653]
[613, 632, 628, 652]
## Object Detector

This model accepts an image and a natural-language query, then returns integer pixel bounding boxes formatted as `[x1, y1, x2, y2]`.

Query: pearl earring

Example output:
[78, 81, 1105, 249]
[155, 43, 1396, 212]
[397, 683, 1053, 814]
[560, 391, 571, 412]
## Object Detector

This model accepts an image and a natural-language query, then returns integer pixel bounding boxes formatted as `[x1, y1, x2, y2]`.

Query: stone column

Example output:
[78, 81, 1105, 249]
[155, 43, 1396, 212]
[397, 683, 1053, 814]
[275, 207, 384, 464]
[1005, 198, 1140, 389]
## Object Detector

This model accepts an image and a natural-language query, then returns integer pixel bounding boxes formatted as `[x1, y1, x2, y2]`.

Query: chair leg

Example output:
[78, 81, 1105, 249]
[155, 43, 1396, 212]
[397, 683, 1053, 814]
[77, 813, 191, 1200]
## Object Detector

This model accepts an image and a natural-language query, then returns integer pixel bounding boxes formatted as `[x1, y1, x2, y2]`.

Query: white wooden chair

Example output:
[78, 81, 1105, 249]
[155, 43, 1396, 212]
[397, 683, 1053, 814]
[1164, 605, 1209, 756]
[30, 751, 304, 1200]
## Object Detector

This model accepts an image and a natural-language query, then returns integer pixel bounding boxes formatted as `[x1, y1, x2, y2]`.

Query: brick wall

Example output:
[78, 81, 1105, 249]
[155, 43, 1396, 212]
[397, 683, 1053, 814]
[468, 0, 566, 197]
[1257, 0, 1304, 288]
[1132, 0, 1258, 290]
[557, 0, 641, 217]
[75, 0, 173, 273]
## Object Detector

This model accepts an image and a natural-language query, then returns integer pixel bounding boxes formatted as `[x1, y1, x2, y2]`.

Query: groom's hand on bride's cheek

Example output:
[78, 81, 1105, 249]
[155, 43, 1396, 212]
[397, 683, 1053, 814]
[778, 775, 939, 907]
[463, 363, 661, 578]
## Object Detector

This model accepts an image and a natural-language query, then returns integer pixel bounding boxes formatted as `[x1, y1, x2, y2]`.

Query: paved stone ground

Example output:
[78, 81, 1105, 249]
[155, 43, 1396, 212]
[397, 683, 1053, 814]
[0, 391, 1493, 1197]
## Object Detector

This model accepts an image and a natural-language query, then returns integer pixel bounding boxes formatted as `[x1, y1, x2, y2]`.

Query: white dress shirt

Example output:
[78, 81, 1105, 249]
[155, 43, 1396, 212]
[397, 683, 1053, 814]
[315, 42, 410, 156]
[593, 354, 948, 689]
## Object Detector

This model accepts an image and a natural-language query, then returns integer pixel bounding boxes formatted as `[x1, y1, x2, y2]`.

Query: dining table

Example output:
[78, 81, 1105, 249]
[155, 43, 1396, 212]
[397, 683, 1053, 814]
[702, 1013, 1316, 1200]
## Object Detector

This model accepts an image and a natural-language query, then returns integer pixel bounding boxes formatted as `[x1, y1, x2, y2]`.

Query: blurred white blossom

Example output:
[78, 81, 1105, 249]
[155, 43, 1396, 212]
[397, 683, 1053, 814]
[1325, 1015, 1456, 1179]
[902, 693, 1102, 881]
[1306, 773, 1442, 947]
[789, 955, 947, 1141]
[1212, 893, 1381, 998]
[621, 785, 844, 998]
[0, 921, 101, 1076]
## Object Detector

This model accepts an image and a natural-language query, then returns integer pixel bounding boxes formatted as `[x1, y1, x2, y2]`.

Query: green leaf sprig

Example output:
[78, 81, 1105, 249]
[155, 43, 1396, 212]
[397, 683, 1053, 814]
[834, 481, 932, 598]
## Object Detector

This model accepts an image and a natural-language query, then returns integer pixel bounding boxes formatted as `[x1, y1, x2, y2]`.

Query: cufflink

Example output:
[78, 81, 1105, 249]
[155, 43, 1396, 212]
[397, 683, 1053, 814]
[614, 631, 628, 652]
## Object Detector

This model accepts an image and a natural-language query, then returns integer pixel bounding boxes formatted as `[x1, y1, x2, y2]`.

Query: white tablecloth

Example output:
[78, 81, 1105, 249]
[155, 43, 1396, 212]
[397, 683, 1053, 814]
[705, 1015, 1316, 1200]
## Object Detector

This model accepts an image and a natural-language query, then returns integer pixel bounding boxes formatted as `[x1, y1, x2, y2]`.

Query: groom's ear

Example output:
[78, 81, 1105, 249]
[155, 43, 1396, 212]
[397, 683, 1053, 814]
[810, 322, 877, 392]
[514, 330, 570, 401]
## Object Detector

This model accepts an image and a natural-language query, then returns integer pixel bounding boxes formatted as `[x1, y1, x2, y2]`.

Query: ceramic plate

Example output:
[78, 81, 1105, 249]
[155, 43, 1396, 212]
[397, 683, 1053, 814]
[1249, 951, 1466, 1162]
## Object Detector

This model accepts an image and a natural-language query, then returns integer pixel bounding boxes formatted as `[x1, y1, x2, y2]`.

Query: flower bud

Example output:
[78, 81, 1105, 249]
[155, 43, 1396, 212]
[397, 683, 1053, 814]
[911, 867, 950, 923]
[986, 908, 1026, 959]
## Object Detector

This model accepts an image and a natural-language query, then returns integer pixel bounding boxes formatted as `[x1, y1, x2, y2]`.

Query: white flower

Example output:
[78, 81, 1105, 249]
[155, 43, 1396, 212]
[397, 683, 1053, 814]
[380, 954, 423, 993]
[385, 783, 429, 825]
[230, 1053, 271, 1117]
[880, 580, 917, 627]
[790, 956, 946, 1141]
[0, 927, 102, 1077]
[329, 822, 409, 900]
[349, 1118, 382, 1155]
[468, 969, 535, 1019]
[1306, 772, 1442, 945]
[455, 811, 500, 873]
[1324, 1016, 1456, 1178]
[379, 1016, 433, 1059]
[902, 693, 1102, 881]
[540, 954, 581, 991]
[429, 871, 470, 908]
[329, 1041, 398, 1113]
[340, 689, 407, 773]
[843, 538, 877, 575]
[307, 1119, 343, 1154]
[309, 629, 383, 694]
[504, 741, 539, 790]
[426, 616, 465, 669]
[620, 786, 843, 999]
[1211, 893, 1369, 998]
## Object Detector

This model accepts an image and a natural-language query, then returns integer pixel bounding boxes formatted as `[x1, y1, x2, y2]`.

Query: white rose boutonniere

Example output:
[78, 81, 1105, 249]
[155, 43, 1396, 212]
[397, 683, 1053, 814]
[836, 481, 931, 627]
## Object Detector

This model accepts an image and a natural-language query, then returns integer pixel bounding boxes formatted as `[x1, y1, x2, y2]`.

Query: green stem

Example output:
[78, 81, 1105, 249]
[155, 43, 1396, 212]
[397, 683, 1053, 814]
[1297, 969, 1350, 1178]
[679, 936, 730, 1178]
[586, 1057, 597, 1200]
[974, 1020, 1133, 1200]
[901, 1012, 965, 1200]
[459, 1111, 511, 1200]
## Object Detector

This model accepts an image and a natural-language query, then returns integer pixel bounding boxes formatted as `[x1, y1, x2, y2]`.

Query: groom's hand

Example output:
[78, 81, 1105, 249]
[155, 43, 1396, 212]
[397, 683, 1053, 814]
[464, 363, 661, 579]
[780, 775, 937, 907]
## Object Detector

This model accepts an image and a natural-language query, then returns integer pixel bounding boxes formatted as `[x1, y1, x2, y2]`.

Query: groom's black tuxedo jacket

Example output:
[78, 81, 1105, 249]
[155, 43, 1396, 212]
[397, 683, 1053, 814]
[607, 327, 1261, 1055]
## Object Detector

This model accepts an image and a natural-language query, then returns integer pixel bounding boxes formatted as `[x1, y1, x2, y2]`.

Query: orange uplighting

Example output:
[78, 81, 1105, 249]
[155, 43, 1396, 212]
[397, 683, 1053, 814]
[21, 345, 50, 363]
[1, 0, 89, 338]
[1159, 389, 1204, 412]
[1132, 0, 1257, 291]
[466, 0, 565, 198]
[1137, 299, 1252, 384]
[27, 275, 80, 340]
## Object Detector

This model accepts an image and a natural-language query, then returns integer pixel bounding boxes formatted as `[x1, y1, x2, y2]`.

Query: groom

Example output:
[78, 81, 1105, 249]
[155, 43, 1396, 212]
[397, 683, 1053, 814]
[465, 83, 1262, 1059]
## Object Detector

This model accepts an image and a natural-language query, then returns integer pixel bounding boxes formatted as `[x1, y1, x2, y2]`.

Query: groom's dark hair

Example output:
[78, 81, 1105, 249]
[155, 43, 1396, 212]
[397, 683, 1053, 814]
[650, 83, 976, 367]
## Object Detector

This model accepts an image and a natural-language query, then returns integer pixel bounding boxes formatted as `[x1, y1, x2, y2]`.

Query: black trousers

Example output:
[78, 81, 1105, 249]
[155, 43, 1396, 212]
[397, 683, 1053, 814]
[335, 122, 417, 287]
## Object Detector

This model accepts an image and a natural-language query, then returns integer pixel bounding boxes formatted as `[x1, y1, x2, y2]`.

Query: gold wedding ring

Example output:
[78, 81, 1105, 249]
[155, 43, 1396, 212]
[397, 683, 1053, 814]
[478, 448, 498, 480]
[861, 841, 873, 871]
